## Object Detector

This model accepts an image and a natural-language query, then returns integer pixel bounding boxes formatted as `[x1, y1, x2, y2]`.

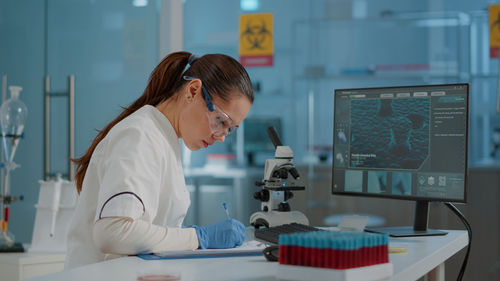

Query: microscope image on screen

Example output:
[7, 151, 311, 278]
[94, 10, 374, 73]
[391, 172, 412, 195]
[345, 170, 363, 192]
[367, 171, 387, 194]
[350, 98, 430, 170]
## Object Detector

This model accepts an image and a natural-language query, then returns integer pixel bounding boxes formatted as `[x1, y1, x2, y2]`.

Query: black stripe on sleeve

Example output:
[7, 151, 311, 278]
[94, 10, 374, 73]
[98, 191, 145, 219]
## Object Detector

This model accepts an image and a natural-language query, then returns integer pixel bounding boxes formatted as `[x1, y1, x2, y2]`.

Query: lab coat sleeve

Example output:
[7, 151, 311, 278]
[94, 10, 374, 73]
[95, 125, 163, 221]
[93, 217, 199, 255]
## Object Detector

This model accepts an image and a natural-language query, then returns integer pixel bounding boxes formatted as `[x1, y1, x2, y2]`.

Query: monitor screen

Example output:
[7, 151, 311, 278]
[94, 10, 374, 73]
[228, 117, 282, 166]
[244, 118, 282, 153]
[332, 84, 469, 203]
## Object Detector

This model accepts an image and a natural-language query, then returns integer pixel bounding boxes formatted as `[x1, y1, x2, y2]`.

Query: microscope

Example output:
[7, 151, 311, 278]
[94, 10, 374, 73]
[250, 127, 309, 228]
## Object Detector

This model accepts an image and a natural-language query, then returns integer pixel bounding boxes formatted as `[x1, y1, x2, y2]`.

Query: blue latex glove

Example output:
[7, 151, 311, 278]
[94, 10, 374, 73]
[192, 219, 245, 249]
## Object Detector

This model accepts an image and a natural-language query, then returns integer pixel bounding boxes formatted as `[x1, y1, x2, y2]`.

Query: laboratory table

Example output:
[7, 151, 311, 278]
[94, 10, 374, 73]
[25, 230, 467, 281]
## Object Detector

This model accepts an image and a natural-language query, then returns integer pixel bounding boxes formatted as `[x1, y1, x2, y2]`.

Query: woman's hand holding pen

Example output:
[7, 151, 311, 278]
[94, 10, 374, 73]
[192, 203, 245, 249]
[193, 219, 245, 249]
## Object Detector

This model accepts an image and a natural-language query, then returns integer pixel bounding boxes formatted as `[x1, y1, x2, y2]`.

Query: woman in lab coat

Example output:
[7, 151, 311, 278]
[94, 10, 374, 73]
[65, 52, 253, 269]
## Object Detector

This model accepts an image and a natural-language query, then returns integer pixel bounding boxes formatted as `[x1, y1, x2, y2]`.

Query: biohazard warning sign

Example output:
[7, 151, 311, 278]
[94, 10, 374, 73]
[489, 4, 500, 58]
[239, 13, 274, 67]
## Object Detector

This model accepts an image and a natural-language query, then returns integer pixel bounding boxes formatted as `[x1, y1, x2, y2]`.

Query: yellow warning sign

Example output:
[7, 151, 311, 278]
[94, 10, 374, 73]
[239, 13, 273, 67]
[489, 4, 500, 57]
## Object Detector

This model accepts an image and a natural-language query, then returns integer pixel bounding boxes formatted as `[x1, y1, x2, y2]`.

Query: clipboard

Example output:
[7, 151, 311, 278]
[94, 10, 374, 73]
[137, 240, 266, 260]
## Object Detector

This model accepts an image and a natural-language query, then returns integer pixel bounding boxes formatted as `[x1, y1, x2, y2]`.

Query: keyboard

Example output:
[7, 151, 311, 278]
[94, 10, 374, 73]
[254, 223, 322, 244]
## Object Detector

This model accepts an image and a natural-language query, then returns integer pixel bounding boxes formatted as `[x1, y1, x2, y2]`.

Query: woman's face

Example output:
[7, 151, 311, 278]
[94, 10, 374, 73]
[179, 81, 252, 151]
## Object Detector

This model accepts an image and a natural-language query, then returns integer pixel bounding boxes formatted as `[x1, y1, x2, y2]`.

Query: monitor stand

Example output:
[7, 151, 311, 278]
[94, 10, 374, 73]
[366, 201, 448, 237]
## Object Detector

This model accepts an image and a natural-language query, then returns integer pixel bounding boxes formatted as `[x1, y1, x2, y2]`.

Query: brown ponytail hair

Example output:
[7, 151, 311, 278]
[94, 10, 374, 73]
[72, 52, 253, 193]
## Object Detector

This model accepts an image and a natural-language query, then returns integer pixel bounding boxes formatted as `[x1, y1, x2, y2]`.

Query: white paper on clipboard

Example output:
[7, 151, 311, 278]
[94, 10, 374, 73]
[154, 240, 266, 258]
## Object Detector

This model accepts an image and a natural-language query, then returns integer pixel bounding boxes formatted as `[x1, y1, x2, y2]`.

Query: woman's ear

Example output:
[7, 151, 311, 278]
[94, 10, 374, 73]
[188, 79, 202, 99]
[186, 79, 202, 102]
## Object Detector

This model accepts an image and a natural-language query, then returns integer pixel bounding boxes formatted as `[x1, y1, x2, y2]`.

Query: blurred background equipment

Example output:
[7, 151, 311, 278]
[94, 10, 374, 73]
[0, 85, 28, 252]
[28, 74, 77, 253]
[30, 174, 77, 253]
[229, 117, 282, 166]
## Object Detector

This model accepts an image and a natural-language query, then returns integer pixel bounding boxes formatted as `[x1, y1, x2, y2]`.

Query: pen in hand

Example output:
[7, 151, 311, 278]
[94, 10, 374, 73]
[222, 202, 231, 220]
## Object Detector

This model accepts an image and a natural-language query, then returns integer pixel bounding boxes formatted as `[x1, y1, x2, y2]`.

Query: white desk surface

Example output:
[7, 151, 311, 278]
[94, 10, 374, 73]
[0, 252, 65, 265]
[25, 230, 467, 281]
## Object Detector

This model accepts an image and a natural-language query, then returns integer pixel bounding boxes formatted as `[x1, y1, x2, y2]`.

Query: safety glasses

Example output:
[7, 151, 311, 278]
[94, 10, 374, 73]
[183, 76, 238, 137]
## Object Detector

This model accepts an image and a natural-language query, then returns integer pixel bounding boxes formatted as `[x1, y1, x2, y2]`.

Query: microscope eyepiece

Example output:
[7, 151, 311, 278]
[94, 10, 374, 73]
[267, 126, 283, 148]
[289, 167, 300, 179]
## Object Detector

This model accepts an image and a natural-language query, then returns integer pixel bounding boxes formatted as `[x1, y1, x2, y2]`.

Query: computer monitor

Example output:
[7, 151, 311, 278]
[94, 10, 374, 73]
[228, 117, 282, 166]
[332, 83, 469, 237]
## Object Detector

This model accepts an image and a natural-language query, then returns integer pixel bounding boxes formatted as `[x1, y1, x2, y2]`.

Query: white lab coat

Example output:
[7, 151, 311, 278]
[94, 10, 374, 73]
[65, 105, 198, 269]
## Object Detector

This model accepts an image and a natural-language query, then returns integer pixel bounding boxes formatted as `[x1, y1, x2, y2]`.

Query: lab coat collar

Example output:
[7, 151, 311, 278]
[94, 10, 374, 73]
[141, 105, 181, 151]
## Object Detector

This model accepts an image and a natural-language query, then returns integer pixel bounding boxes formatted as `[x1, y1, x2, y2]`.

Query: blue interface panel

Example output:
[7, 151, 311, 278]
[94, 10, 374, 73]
[333, 84, 468, 202]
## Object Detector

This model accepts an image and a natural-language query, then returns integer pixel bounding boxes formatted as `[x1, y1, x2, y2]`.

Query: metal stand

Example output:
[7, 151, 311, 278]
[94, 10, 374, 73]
[367, 201, 448, 237]
[44, 75, 75, 181]
[0, 75, 24, 252]
[0, 148, 24, 252]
